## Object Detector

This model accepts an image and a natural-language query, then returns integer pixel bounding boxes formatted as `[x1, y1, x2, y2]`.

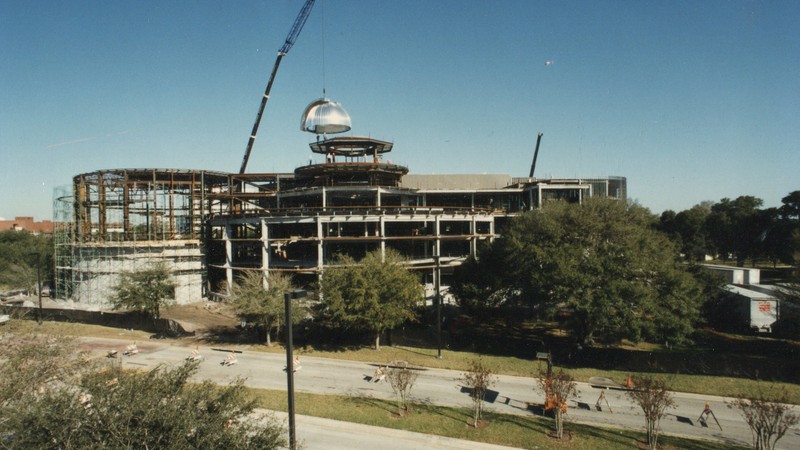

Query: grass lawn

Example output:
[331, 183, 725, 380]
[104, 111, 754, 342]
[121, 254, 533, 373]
[249, 387, 744, 450]
[1, 317, 154, 341]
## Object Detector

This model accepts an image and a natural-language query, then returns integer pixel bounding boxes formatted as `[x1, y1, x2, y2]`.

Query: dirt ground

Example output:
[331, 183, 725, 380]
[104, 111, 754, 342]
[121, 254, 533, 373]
[159, 302, 240, 334]
[5, 295, 241, 338]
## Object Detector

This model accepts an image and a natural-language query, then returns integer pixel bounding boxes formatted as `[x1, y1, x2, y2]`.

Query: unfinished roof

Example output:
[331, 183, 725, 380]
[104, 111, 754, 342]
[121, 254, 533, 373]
[400, 174, 513, 190]
[309, 136, 393, 157]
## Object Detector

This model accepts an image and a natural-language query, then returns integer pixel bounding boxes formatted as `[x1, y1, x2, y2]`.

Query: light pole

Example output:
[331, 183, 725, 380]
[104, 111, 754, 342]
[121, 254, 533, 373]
[29, 252, 43, 325]
[284, 288, 306, 450]
[434, 255, 442, 359]
[36, 261, 42, 325]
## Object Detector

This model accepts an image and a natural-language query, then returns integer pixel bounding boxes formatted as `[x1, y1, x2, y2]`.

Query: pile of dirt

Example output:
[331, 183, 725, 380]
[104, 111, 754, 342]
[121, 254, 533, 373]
[160, 302, 239, 334]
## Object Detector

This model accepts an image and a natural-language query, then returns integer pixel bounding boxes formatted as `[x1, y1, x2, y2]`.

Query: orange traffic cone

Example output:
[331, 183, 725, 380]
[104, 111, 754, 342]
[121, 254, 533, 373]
[626, 375, 633, 389]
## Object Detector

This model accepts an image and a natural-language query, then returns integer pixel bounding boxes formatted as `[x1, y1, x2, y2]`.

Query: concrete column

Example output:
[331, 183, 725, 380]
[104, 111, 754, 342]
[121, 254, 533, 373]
[434, 215, 441, 258]
[224, 224, 233, 294]
[537, 186, 542, 209]
[261, 219, 269, 287]
[379, 215, 385, 255]
[316, 217, 324, 269]
[470, 216, 477, 256]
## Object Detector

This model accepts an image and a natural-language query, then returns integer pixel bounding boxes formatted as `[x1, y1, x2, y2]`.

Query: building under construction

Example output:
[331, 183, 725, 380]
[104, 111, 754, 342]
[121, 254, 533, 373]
[51, 0, 626, 307]
[52, 137, 626, 306]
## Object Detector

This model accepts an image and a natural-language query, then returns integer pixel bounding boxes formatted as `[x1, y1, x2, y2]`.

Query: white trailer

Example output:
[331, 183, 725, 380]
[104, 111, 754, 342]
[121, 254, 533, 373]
[723, 285, 779, 333]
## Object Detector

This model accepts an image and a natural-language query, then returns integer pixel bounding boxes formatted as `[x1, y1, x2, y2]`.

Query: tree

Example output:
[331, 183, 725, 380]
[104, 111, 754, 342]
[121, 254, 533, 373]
[459, 359, 497, 427]
[673, 203, 713, 261]
[779, 190, 800, 221]
[229, 270, 301, 346]
[385, 360, 419, 416]
[0, 334, 90, 429]
[538, 369, 577, 440]
[0, 334, 286, 449]
[110, 261, 177, 319]
[705, 196, 766, 266]
[0, 231, 53, 293]
[728, 387, 800, 450]
[319, 249, 423, 350]
[626, 375, 676, 450]
[772, 190, 800, 266]
[449, 242, 514, 313]
[453, 198, 703, 345]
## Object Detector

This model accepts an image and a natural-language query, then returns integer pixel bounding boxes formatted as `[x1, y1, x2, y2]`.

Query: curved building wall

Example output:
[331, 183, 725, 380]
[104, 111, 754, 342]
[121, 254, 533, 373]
[53, 169, 229, 307]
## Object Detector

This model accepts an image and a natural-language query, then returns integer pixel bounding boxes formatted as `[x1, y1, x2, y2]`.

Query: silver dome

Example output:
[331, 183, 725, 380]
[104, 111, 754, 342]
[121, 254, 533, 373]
[300, 98, 352, 134]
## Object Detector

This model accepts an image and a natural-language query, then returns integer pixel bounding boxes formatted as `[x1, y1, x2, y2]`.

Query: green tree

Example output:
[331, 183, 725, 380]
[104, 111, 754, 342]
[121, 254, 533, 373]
[320, 249, 423, 350]
[0, 334, 285, 449]
[0, 231, 53, 292]
[673, 202, 713, 261]
[229, 270, 302, 346]
[110, 261, 177, 319]
[449, 242, 513, 313]
[0, 334, 90, 425]
[770, 190, 800, 266]
[705, 196, 766, 266]
[773, 278, 800, 338]
[453, 198, 703, 345]
[779, 190, 800, 221]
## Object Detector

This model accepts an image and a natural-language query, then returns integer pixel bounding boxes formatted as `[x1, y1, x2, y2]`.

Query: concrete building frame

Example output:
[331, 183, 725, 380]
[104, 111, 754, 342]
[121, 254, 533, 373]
[53, 137, 626, 307]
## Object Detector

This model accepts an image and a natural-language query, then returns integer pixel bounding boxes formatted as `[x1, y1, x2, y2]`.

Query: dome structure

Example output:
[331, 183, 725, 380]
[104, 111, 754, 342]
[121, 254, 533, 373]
[300, 98, 352, 134]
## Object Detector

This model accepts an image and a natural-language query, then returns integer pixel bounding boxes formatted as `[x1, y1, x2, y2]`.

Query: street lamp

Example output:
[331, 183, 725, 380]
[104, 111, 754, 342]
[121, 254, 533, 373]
[283, 288, 306, 450]
[434, 255, 442, 359]
[28, 252, 43, 325]
[36, 260, 42, 325]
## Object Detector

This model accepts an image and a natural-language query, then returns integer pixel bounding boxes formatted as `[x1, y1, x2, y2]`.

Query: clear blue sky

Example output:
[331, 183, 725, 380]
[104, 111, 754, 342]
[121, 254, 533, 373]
[2, 0, 798, 220]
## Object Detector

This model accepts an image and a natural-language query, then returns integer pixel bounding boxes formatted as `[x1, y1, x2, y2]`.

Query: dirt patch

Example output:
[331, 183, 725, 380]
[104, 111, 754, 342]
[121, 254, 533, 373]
[160, 302, 239, 334]
[465, 419, 491, 429]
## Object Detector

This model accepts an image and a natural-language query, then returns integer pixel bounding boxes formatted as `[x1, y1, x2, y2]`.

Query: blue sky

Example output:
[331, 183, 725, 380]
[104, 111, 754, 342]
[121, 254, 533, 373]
[1, 0, 798, 220]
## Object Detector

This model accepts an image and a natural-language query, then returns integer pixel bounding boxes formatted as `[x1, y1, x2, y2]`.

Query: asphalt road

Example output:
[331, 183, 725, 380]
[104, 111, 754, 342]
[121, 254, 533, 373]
[85, 337, 800, 450]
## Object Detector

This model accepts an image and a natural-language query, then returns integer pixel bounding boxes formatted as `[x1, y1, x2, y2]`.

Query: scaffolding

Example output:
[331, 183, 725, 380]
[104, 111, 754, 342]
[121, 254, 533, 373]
[52, 169, 229, 307]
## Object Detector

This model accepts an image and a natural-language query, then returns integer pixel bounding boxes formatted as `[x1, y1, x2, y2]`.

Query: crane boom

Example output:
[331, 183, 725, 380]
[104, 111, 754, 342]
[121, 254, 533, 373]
[528, 132, 543, 178]
[240, 0, 316, 174]
[280, 0, 316, 54]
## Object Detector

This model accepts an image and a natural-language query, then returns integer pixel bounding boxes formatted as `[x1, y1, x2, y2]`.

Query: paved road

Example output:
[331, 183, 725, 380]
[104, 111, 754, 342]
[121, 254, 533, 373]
[271, 411, 518, 450]
[85, 337, 800, 449]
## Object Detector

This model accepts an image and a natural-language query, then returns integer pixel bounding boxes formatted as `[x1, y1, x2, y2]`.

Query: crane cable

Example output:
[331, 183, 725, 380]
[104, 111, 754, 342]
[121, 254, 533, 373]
[321, 0, 327, 97]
